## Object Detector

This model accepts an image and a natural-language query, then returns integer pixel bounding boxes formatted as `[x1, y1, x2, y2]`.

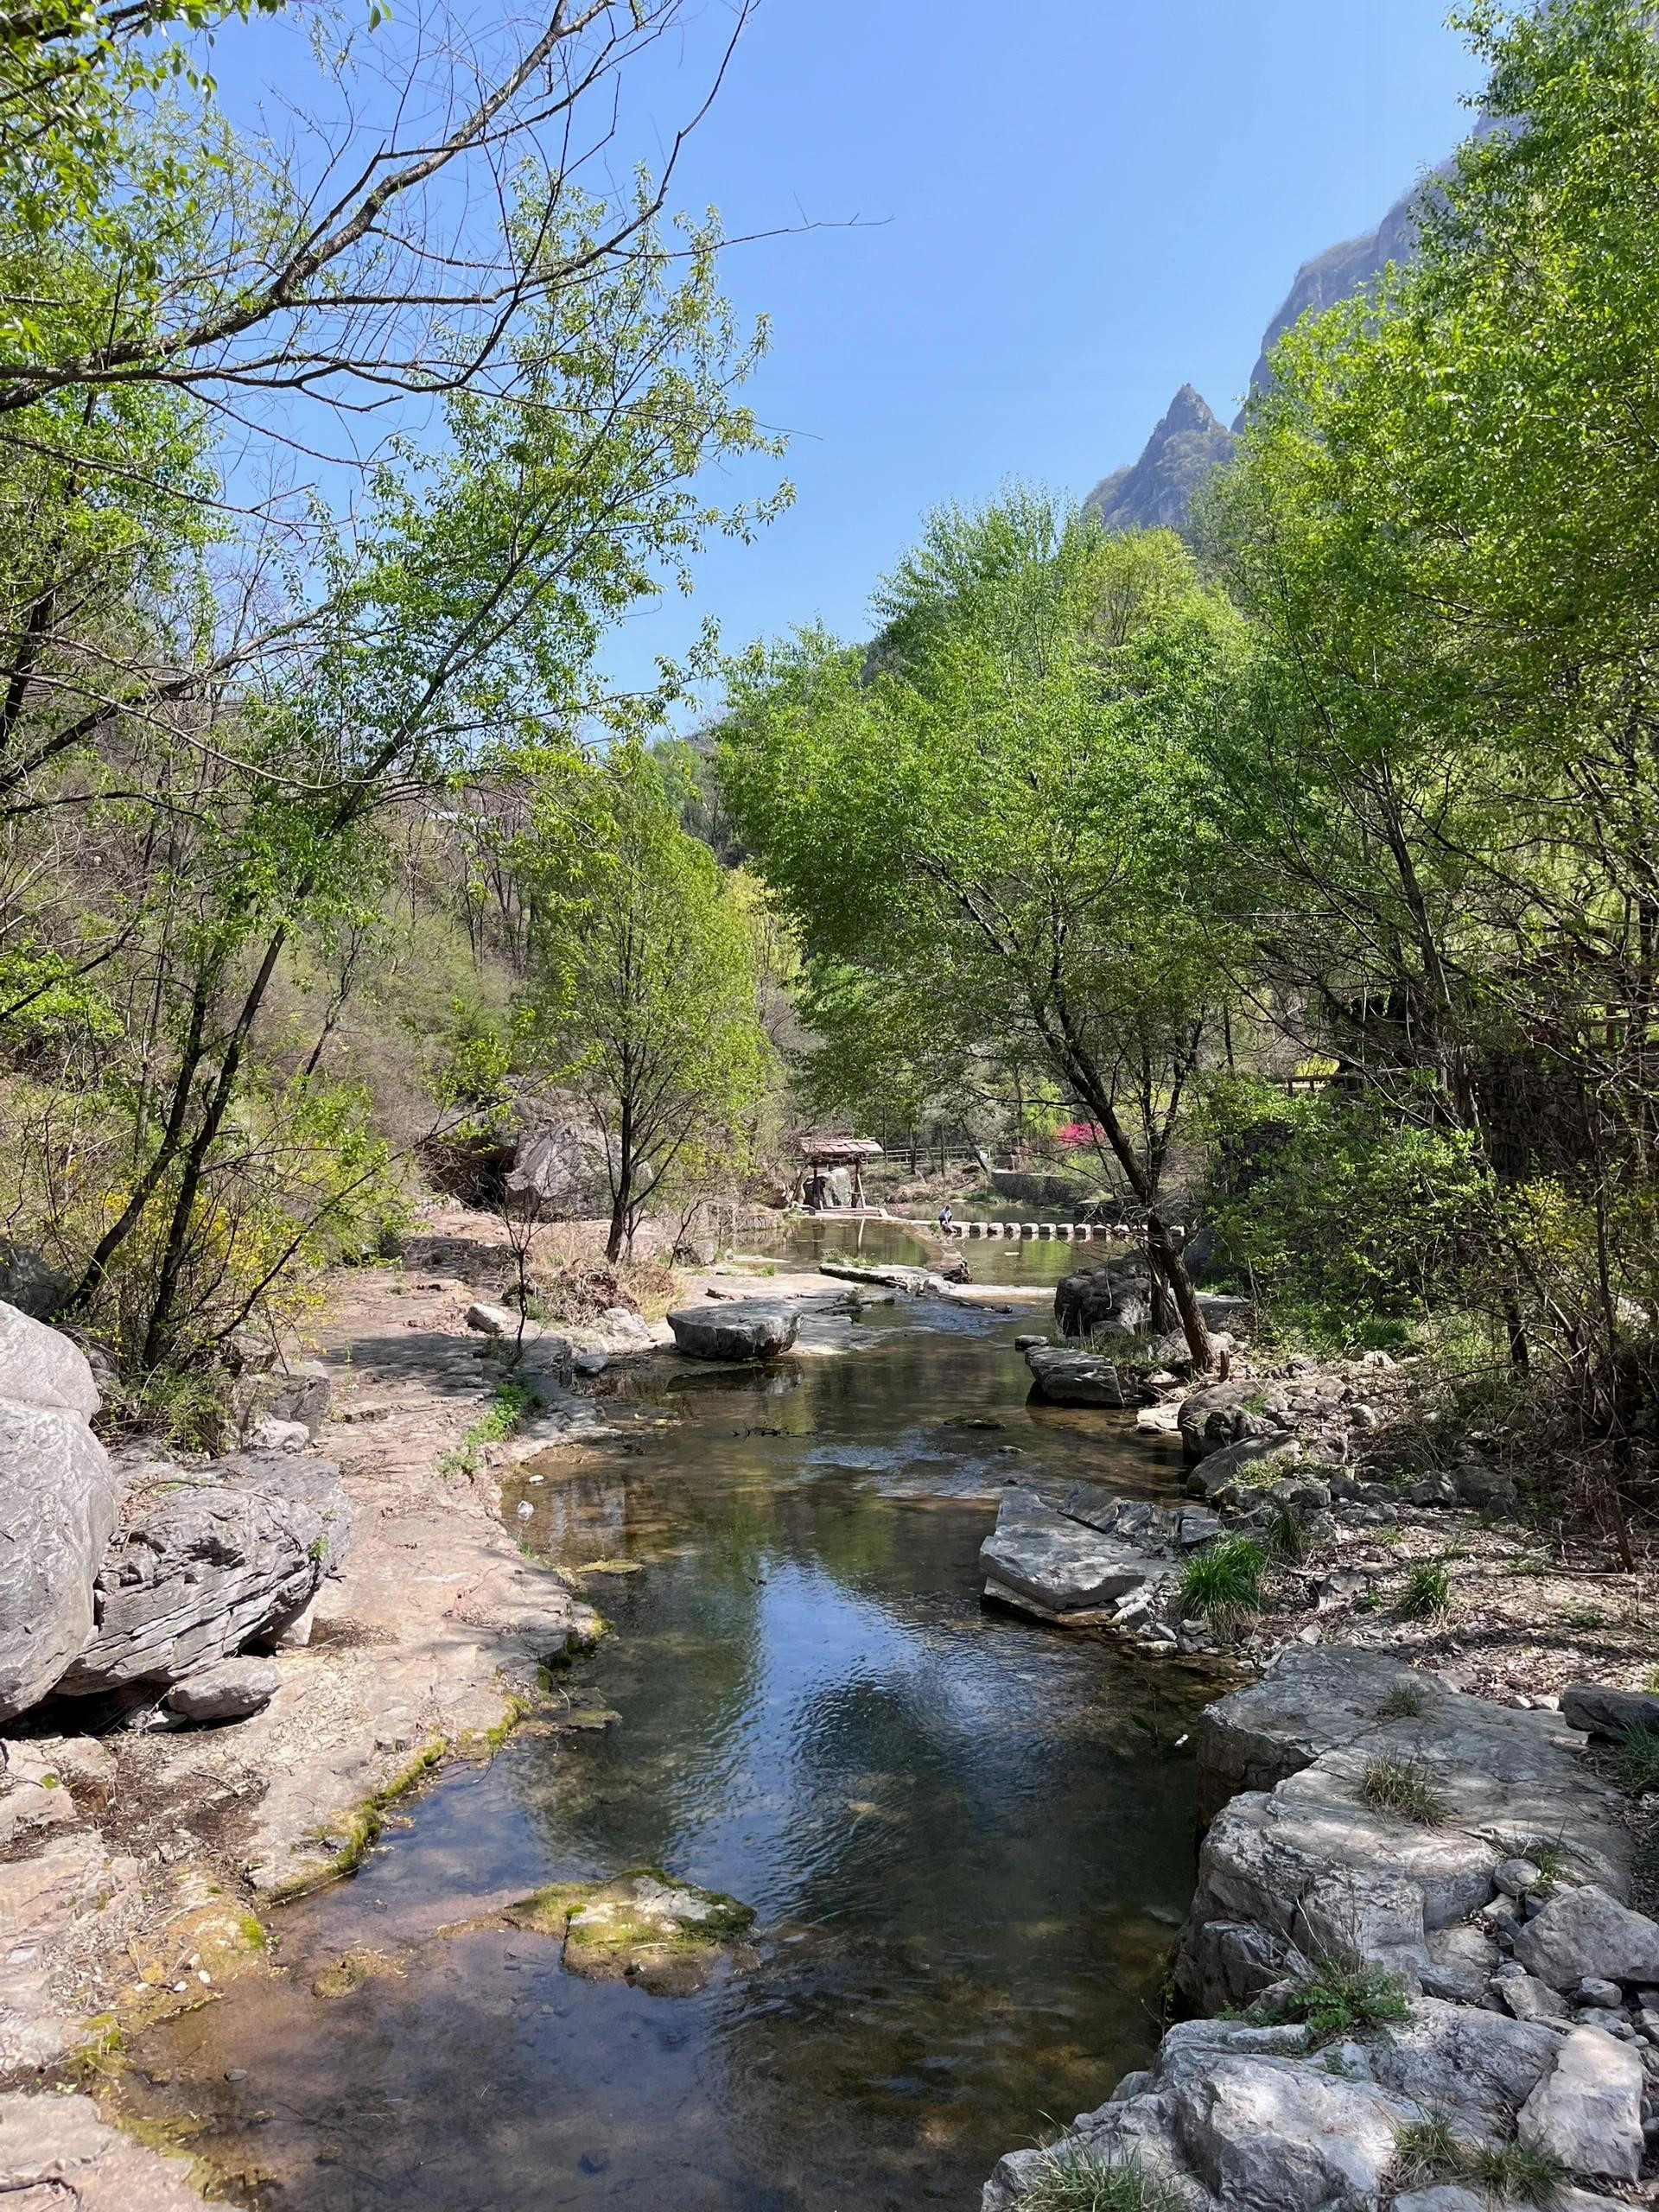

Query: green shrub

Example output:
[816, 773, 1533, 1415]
[1193, 1077, 1491, 1351]
[1258, 1958, 1411, 2047]
[1174, 1538, 1264, 1641]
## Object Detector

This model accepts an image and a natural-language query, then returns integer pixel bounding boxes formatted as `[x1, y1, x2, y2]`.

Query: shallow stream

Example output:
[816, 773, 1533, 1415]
[122, 1268, 1211, 2212]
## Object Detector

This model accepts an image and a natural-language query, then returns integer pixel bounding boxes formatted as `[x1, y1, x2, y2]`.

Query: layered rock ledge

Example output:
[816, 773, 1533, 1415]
[982, 1646, 1659, 2212]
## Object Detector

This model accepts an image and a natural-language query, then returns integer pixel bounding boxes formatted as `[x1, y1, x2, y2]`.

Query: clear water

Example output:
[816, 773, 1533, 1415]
[121, 1296, 1210, 2212]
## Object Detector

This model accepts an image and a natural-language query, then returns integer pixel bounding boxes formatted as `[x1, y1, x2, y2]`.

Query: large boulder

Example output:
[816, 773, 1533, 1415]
[55, 1454, 352, 1697]
[1177, 1693, 1631, 2008]
[509, 1112, 646, 1218]
[1053, 1259, 1150, 1340]
[0, 1300, 122, 1721]
[0, 1298, 100, 1421]
[1511, 1883, 1659, 1992]
[1560, 1681, 1659, 1741]
[666, 1302, 798, 1362]
[979, 1487, 1174, 1621]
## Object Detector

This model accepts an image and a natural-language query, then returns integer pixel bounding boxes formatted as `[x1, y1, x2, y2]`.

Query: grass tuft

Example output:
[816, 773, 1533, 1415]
[1611, 1720, 1659, 1795]
[1376, 1682, 1426, 1719]
[1174, 1537, 1263, 1642]
[1397, 1560, 1452, 1619]
[440, 1379, 536, 1476]
[1017, 2139, 1185, 2212]
[1262, 1502, 1309, 1565]
[1391, 2113, 1563, 2207]
[1360, 1755, 1447, 1826]
[1390, 2112, 1460, 2190]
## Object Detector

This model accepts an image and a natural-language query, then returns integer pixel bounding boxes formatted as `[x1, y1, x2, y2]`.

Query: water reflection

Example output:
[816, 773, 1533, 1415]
[119, 1302, 1206, 2212]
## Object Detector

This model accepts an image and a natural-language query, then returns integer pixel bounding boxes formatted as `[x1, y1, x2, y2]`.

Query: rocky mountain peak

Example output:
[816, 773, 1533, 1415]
[1082, 385, 1236, 535]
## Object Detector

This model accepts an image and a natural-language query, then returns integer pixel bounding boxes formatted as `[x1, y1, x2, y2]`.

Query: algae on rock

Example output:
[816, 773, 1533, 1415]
[505, 1868, 754, 1993]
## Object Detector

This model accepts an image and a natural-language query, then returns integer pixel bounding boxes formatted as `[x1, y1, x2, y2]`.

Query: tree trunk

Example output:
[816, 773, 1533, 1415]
[1040, 1011, 1215, 1370]
[607, 1092, 634, 1264]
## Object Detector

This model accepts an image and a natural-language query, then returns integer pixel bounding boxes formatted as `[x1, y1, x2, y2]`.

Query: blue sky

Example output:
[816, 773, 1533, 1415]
[215, 0, 1483, 710]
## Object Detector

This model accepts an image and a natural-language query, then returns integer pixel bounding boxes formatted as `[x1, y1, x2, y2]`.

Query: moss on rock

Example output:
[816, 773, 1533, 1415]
[504, 1868, 754, 1994]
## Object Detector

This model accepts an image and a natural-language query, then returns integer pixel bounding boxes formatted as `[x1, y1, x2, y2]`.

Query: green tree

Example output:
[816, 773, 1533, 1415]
[720, 499, 1242, 1365]
[1198, 0, 1659, 1428]
[516, 742, 772, 1262]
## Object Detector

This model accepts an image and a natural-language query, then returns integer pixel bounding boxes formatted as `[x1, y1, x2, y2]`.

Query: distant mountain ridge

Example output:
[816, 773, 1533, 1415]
[1084, 164, 1434, 533]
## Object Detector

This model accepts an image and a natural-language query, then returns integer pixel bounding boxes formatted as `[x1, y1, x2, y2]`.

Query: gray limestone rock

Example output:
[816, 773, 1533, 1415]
[1178, 1381, 1269, 1461]
[1560, 1681, 1659, 1741]
[0, 1393, 122, 1720]
[57, 1454, 351, 1694]
[1451, 1462, 1519, 1511]
[466, 1300, 517, 1336]
[165, 1657, 281, 1722]
[1492, 1961, 1572, 2024]
[1192, 1643, 1450, 1818]
[1179, 1694, 1630, 2005]
[1513, 1883, 1659, 1993]
[1516, 2024, 1644, 2180]
[666, 1302, 798, 1362]
[1186, 1430, 1300, 1503]
[0, 1296, 100, 1420]
[1421, 1923, 1499, 2004]
[0, 2088, 212, 2209]
[1023, 1345, 1140, 1408]
[979, 1488, 1173, 1621]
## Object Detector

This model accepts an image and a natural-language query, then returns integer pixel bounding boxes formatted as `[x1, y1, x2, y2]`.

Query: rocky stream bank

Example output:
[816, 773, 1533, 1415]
[1, 1219, 1656, 2208]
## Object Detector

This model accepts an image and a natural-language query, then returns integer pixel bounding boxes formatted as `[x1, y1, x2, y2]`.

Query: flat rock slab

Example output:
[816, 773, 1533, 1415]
[666, 1302, 799, 1361]
[0, 2090, 211, 2209]
[1194, 1643, 1457, 1822]
[980, 1487, 1174, 1619]
[1023, 1346, 1149, 1408]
